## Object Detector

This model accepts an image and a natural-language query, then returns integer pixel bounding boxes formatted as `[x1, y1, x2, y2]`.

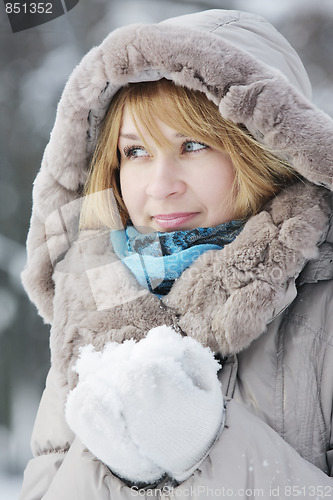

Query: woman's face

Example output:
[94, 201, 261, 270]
[118, 105, 237, 233]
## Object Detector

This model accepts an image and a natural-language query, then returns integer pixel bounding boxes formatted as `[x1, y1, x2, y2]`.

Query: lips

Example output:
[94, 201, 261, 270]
[152, 212, 199, 230]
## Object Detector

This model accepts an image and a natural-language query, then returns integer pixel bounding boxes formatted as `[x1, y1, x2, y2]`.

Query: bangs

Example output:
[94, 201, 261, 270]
[122, 79, 228, 151]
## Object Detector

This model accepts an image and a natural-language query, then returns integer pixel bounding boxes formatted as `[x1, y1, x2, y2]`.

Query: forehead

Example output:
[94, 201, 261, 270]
[119, 106, 141, 136]
[118, 104, 188, 148]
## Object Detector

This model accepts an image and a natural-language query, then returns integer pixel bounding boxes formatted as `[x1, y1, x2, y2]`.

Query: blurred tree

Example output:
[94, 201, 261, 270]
[277, 8, 333, 115]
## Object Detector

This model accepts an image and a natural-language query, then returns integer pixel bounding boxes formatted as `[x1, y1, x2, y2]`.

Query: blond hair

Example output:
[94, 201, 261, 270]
[80, 79, 296, 229]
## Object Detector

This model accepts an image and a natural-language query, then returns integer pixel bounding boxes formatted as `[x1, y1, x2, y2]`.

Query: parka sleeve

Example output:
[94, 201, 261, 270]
[328, 400, 333, 476]
[18, 368, 74, 500]
[168, 399, 333, 499]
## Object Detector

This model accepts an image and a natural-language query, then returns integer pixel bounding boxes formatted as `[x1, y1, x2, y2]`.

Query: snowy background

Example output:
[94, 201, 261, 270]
[1, 0, 333, 497]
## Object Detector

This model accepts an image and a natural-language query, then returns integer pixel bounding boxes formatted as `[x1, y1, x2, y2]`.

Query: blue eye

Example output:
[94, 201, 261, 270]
[123, 146, 149, 159]
[183, 141, 208, 153]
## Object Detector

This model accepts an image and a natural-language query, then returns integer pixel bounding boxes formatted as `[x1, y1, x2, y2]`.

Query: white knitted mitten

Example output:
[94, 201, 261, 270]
[65, 326, 224, 484]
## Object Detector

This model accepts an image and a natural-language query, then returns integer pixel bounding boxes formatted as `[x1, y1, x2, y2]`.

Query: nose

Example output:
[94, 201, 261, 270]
[145, 155, 186, 199]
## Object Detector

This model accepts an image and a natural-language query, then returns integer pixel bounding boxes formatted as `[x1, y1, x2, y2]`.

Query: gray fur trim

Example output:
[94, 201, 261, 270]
[49, 230, 181, 390]
[163, 182, 331, 354]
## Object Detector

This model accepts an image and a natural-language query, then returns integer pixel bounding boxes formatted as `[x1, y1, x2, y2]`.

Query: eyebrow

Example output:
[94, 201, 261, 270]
[119, 133, 141, 140]
[119, 132, 188, 140]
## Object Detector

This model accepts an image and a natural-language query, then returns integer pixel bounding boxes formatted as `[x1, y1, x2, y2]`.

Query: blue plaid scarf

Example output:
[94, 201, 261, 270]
[110, 220, 244, 297]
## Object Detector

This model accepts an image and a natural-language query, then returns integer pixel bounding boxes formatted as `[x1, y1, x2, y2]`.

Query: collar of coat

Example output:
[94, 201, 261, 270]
[161, 181, 332, 355]
[69, 181, 331, 358]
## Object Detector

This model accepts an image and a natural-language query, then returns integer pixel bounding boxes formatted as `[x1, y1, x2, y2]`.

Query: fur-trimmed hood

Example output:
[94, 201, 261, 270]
[21, 9, 333, 325]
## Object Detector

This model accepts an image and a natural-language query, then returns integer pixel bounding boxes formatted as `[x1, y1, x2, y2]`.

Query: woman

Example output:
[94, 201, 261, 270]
[20, 9, 333, 499]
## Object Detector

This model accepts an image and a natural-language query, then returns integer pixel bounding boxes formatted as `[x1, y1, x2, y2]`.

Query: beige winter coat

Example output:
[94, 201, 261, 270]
[20, 9, 333, 499]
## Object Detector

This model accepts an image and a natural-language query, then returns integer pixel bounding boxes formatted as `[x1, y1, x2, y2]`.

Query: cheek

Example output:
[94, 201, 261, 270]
[119, 169, 128, 201]
[200, 162, 235, 203]
[119, 168, 144, 216]
[120, 170, 132, 211]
